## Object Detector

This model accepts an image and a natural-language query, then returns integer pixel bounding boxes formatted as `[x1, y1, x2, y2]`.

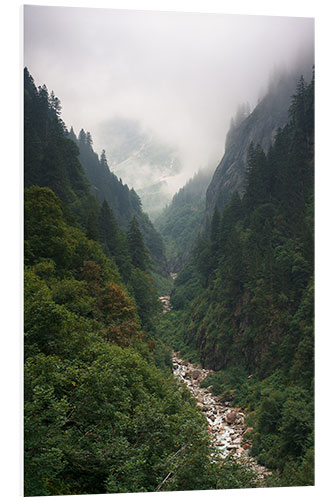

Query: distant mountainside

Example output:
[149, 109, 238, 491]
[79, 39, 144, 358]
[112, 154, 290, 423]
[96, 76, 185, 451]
[67, 127, 169, 279]
[155, 166, 215, 272]
[204, 66, 313, 226]
[98, 118, 182, 220]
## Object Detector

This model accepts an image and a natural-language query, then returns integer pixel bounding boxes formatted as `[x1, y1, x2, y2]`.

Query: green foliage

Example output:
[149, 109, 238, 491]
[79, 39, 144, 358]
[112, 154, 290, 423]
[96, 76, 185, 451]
[72, 128, 169, 278]
[201, 365, 254, 405]
[24, 283, 255, 495]
[24, 69, 89, 208]
[24, 89, 255, 495]
[24, 67, 165, 322]
[25, 204, 232, 495]
[127, 216, 150, 271]
[24, 65, 165, 335]
[150, 271, 174, 296]
[24, 187, 75, 269]
[24, 67, 314, 493]
[128, 268, 162, 333]
[152, 340, 173, 372]
[169, 73, 314, 487]
[51, 277, 95, 317]
[171, 255, 203, 310]
[155, 167, 213, 272]
[279, 387, 314, 458]
[154, 310, 201, 365]
[277, 447, 314, 487]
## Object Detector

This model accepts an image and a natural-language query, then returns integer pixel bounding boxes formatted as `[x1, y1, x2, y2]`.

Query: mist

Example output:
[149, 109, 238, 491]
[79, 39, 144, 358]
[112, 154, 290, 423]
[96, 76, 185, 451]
[24, 6, 314, 196]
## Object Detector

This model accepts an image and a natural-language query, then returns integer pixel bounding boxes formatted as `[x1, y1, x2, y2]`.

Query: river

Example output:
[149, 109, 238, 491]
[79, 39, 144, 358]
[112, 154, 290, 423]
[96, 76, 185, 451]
[161, 290, 271, 483]
[172, 352, 271, 483]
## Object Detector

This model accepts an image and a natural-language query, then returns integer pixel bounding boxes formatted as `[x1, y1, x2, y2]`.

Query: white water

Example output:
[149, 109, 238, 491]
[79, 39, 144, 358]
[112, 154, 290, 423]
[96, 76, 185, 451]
[172, 355, 240, 457]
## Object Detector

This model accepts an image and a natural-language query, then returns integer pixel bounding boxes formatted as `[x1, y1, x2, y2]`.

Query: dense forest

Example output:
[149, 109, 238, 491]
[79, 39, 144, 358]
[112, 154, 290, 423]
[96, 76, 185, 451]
[155, 166, 215, 272]
[160, 71, 314, 486]
[67, 126, 170, 282]
[24, 68, 262, 495]
[24, 59, 314, 494]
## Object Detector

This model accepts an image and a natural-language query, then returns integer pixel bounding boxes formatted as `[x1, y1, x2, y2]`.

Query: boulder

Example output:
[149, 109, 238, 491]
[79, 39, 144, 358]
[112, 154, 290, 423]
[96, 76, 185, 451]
[226, 411, 237, 424]
[191, 369, 202, 380]
[242, 441, 252, 450]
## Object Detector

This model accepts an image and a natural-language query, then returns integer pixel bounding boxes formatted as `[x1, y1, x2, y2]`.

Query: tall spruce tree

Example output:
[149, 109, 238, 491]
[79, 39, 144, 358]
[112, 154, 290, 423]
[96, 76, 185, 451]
[127, 217, 150, 271]
[99, 199, 119, 257]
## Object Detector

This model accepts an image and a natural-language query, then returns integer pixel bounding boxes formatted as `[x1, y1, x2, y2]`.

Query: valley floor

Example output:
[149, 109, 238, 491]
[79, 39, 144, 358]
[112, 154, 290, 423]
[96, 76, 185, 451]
[172, 352, 272, 486]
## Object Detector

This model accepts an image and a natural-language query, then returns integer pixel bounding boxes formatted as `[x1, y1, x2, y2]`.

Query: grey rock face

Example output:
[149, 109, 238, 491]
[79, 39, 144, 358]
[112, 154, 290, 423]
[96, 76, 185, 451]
[204, 72, 302, 226]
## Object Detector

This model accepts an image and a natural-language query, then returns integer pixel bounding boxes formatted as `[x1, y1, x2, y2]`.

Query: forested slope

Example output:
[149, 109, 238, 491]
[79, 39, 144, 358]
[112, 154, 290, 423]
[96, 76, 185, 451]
[155, 167, 214, 272]
[166, 71, 314, 486]
[67, 127, 169, 279]
[24, 68, 256, 495]
[24, 67, 165, 331]
[204, 66, 313, 225]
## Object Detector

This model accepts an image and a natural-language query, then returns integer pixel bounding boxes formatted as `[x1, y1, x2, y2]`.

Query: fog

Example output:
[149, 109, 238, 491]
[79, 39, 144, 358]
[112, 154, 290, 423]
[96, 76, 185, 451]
[24, 6, 314, 194]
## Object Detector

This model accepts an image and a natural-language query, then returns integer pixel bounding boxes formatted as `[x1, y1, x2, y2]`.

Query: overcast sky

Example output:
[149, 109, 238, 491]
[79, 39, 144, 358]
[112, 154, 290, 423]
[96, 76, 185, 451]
[24, 6, 314, 185]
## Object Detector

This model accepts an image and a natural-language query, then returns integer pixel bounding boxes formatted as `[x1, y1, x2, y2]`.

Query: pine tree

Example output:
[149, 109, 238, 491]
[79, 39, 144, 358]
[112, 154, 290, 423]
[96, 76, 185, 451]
[127, 217, 149, 271]
[244, 143, 268, 209]
[49, 90, 62, 117]
[78, 128, 87, 145]
[99, 199, 119, 257]
[100, 149, 108, 168]
[67, 126, 77, 142]
[86, 131, 93, 149]
[210, 206, 220, 259]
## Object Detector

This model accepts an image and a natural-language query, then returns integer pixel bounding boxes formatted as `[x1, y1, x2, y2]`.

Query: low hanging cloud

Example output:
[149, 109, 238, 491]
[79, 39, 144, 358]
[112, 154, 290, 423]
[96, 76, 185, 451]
[24, 6, 314, 186]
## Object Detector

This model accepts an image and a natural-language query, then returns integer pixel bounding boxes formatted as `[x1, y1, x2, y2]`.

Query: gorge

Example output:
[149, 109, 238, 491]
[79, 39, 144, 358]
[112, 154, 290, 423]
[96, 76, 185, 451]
[23, 51, 314, 494]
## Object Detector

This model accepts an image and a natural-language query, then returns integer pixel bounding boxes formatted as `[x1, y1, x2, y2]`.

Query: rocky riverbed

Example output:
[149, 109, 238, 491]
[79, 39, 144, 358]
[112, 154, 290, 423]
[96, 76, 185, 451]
[172, 352, 272, 484]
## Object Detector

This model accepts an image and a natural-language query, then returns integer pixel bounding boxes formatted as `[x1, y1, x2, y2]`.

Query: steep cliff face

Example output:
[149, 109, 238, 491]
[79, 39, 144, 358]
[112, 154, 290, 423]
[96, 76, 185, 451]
[175, 67, 314, 385]
[204, 71, 305, 223]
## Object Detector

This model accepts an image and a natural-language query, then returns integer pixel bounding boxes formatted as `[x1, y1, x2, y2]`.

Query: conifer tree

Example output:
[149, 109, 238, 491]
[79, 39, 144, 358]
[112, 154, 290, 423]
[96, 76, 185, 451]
[99, 199, 119, 257]
[210, 207, 220, 249]
[49, 90, 62, 117]
[100, 149, 108, 167]
[86, 209, 99, 241]
[67, 126, 77, 142]
[210, 206, 221, 270]
[78, 128, 87, 145]
[127, 217, 149, 271]
[86, 131, 93, 149]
